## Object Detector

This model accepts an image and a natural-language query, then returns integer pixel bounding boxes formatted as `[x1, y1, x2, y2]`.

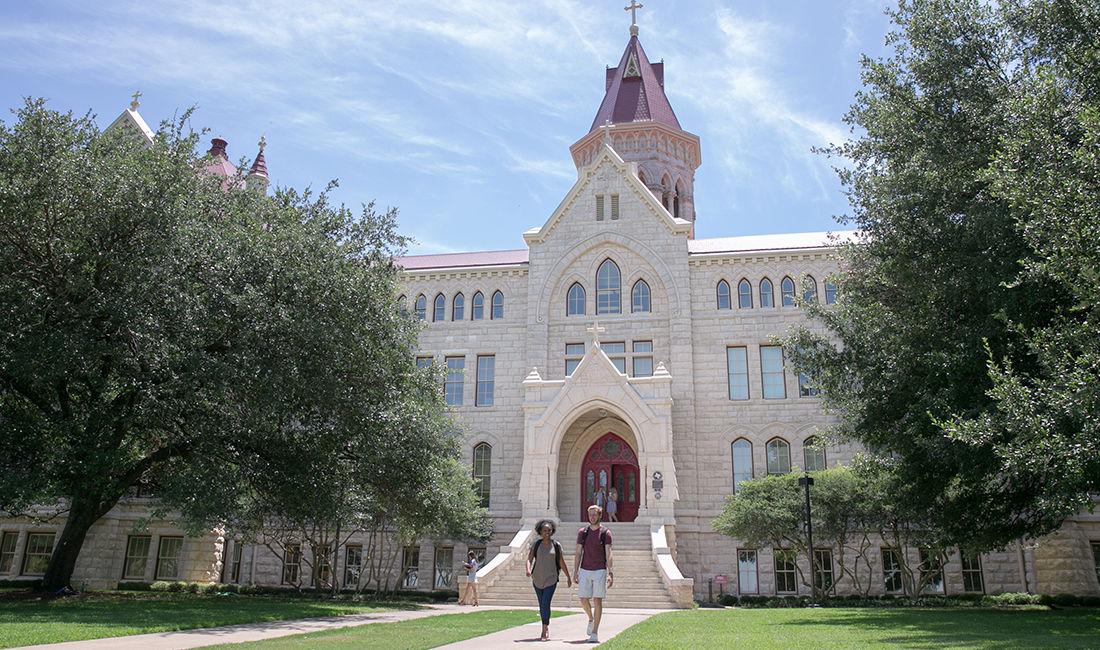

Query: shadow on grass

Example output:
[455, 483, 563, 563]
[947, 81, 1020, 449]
[778, 608, 1100, 649]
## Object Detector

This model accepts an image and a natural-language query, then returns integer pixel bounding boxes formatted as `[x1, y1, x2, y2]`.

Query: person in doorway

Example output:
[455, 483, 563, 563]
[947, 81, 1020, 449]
[526, 519, 571, 641]
[574, 504, 613, 644]
[594, 485, 607, 520]
[607, 487, 619, 522]
[461, 550, 480, 606]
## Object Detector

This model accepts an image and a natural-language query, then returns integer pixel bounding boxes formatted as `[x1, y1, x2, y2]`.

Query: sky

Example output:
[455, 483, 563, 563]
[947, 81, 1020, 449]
[0, 1, 894, 254]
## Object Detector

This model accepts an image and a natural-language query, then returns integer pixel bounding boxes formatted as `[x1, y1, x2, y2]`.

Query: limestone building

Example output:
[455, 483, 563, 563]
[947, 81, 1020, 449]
[1, 23, 1099, 606]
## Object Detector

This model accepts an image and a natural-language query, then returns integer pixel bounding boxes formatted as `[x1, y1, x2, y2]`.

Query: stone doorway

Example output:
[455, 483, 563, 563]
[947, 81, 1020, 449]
[580, 432, 639, 522]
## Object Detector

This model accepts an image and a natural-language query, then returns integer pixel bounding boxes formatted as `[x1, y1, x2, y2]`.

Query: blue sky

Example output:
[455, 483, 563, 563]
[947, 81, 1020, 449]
[0, 1, 892, 254]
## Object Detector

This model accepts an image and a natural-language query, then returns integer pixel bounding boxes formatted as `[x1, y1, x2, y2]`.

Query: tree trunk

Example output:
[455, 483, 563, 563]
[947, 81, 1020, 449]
[41, 494, 105, 592]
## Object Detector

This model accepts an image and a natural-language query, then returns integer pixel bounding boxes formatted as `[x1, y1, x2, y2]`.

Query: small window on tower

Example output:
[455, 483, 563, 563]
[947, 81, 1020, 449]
[595, 195, 605, 221]
[610, 195, 620, 220]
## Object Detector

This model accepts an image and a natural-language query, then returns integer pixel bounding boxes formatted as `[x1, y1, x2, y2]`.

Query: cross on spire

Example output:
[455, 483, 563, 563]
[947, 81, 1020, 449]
[586, 321, 606, 348]
[129, 90, 142, 111]
[624, 1, 643, 36]
[257, 134, 267, 152]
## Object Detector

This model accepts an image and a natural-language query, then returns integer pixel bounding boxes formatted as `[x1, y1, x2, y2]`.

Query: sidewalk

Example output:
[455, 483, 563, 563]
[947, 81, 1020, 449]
[17, 603, 467, 650]
[436, 608, 661, 649]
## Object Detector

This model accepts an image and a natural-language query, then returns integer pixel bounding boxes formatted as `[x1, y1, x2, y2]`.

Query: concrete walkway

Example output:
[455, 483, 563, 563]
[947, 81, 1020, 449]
[436, 608, 662, 649]
[18, 604, 662, 649]
[18, 604, 467, 650]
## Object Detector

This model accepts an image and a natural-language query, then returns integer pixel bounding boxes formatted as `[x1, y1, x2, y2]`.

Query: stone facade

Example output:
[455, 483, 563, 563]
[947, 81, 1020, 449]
[2, 28, 1099, 604]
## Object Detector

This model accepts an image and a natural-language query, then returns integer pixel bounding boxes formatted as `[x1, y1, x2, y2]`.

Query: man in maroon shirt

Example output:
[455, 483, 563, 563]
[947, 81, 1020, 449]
[574, 504, 613, 643]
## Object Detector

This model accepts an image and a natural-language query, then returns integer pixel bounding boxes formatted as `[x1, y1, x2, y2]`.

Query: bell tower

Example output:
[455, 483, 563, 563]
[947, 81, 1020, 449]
[569, 4, 702, 234]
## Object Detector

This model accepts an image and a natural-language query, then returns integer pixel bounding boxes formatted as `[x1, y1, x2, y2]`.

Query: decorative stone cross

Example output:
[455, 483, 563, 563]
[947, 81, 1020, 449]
[624, 1, 643, 35]
[601, 119, 612, 146]
[130, 90, 142, 111]
[257, 134, 267, 152]
[586, 321, 606, 348]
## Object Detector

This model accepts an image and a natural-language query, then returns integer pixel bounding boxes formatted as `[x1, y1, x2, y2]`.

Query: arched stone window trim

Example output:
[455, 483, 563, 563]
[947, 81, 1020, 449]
[803, 275, 818, 303]
[414, 294, 427, 320]
[803, 435, 826, 472]
[432, 293, 446, 322]
[631, 279, 651, 313]
[471, 291, 485, 320]
[780, 277, 796, 307]
[490, 290, 504, 320]
[397, 295, 407, 314]
[567, 282, 586, 316]
[731, 438, 753, 493]
[452, 293, 465, 321]
[737, 278, 753, 309]
[759, 277, 774, 308]
[766, 437, 791, 475]
[596, 258, 622, 315]
[716, 280, 732, 310]
[472, 442, 492, 508]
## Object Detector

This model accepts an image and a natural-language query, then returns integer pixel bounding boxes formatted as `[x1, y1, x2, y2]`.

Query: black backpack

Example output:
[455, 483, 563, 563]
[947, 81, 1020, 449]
[579, 525, 609, 548]
[531, 539, 565, 576]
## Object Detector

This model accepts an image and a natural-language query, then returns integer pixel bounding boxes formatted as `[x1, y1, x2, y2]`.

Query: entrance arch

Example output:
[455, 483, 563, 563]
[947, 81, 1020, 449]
[580, 432, 640, 522]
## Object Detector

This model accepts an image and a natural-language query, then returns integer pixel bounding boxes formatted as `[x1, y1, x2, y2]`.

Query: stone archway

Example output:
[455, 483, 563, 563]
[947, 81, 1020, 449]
[580, 432, 640, 522]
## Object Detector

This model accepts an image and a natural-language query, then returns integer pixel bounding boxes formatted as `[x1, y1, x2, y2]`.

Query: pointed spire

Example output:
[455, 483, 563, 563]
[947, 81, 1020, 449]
[589, 33, 680, 132]
[247, 135, 269, 193]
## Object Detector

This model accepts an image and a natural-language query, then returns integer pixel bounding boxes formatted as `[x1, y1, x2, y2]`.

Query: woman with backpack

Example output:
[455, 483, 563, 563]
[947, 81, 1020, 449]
[526, 519, 572, 641]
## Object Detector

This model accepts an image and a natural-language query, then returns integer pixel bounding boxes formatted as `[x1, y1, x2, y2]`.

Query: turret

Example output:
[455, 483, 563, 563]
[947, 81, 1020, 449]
[569, 10, 701, 234]
[247, 136, 269, 194]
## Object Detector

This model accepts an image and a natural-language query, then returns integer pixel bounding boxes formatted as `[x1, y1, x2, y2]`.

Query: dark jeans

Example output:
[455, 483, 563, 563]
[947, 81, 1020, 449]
[534, 582, 557, 625]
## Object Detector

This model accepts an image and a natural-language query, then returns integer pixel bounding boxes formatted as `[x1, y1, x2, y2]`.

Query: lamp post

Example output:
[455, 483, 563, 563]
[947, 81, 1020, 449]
[798, 473, 816, 601]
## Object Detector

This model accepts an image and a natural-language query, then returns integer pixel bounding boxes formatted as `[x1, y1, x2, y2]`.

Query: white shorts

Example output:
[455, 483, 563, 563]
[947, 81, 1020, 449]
[577, 568, 607, 599]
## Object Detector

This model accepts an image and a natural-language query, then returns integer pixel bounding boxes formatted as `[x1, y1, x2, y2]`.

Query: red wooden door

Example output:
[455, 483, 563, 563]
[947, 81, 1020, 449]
[580, 432, 639, 522]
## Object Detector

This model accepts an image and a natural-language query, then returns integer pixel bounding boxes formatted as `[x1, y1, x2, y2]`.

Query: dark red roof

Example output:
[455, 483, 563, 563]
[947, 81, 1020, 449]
[590, 36, 681, 133]
[248, 149, 268, 179]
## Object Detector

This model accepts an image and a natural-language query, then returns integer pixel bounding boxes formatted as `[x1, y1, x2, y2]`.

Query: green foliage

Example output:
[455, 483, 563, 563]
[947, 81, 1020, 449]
[0, 98, 483, 589]
[783, 0, 1100, 551]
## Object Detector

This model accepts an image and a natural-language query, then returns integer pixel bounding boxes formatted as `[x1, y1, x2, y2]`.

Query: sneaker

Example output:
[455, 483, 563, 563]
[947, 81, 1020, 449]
[586, 619, 593, 636]
[588, 633, 599, 643]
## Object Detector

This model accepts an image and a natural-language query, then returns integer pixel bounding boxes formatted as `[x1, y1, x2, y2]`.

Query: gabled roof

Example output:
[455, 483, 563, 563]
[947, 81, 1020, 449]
[590, 35, 681, 133]
[105, 108, 154, 146]
[396, 249, 529, 270]
[688, 230, 859, 255]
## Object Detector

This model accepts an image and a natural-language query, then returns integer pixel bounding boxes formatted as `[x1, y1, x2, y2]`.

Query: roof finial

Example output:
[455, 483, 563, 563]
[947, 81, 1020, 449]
[129, 90, 142, 111]
[257, 134, 267, 152]
[624, 0, 643, 36]
[602, 119, 613, 146]
[586, 320, 606, 348]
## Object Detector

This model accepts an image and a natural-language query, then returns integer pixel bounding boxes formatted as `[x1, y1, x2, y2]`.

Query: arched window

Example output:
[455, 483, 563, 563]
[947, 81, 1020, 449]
[824, 280, 838, 305]
[766, 438, 791, 475]
[803, 436, 826, 472]
[452, 293, 465, 321]
[631, 279, 651, 313]
[759, 278, 774, 308]
[433, 293, 446, 322]
[781, 277, 796, 307]
[738, 279, 753, 309]
[716, 280, 732, 310]
[472, 442, 491, 508]
[414, 294, 427, 320]
[731, 439, 753, 493]
[471, 291, 484, 320]
[803, 276, 818, 303]
[567, 282, 586, 316]
[491, 290, 504, 320]
[397, 295, 407, 314]
[596, 259, 621, 315]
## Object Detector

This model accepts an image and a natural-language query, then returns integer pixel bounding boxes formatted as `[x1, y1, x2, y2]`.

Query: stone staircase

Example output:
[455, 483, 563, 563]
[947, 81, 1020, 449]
[475, 523, 680, 609]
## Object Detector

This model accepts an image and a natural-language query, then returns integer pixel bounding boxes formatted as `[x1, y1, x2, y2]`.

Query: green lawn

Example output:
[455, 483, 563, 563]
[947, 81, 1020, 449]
[207, 610, 560, 649]
[0, 591, 411, 648]
[603, 607, 1100, 649]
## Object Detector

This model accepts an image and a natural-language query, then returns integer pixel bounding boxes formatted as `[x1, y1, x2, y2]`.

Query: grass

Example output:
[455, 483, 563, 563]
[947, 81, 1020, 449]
[206, 609, 562, 649]
[0, 590, 413, 648]
[602, 607, 1100, 649]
